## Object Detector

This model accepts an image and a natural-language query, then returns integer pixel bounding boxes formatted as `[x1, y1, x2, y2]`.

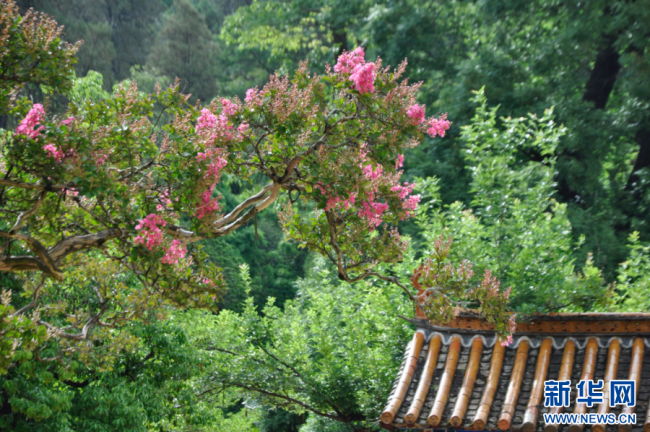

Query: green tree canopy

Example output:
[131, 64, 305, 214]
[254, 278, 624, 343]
[148, 0, 217, 102]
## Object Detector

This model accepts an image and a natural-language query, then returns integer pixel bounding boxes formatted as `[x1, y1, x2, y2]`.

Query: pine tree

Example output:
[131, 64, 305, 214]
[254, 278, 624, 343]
[148, 0, 217, 102]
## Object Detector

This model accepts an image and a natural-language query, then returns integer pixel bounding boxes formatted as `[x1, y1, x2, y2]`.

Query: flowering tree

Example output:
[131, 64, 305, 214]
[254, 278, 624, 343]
[0, 1, 79, 115]
[0, 4, 514, 371]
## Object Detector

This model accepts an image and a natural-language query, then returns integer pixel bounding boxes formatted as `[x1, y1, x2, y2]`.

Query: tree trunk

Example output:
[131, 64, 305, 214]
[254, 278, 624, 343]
[332, 28, 348, 57]
[557, 31, 622, 205]
[582, 34, 621, 109]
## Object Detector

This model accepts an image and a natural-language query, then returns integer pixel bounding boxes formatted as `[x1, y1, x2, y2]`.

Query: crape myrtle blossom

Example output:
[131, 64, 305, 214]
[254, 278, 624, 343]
[244, 88, 263, 106]
[94, 151, 109, 167]
[427, 114, 451, 138]
[407, 103, 450, 138]
[196, 108, 235, 142]
[61, 187, 78, 197]
[162, 239, 187, 265]
[16, 104, 71, 162]
[311, 138, 424, 231]
[135, 214, 187, 265]
[314, 183, 356, 211]
[358, 200, 389, 229]
[5, 50, 516, 346]
[351, 144, 422, 228]
[334, 48, 451, 136]
[42, 144, 65, 162]
[333, 46, 365, 74]
[220, 98, 239, 116]
[196, 149, 227, 182]
[407, 104, 425, 125]
[395, 154, 405, 169]
[350, 63, 377, 94]
[42, 144, 75, 163]
[196, 185, 221, 219]
[193, 107, 233, 221]
[333, 47, 377, 95]
[156, 189, 173, 212]
[15, 103, 45, 139]
[134, 213, 166, 251]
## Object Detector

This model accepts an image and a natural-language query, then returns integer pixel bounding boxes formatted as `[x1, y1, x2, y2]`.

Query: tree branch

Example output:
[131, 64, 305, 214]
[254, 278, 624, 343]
[49, 228, 123, 262]
[225, 382, 361, 423]
[216, 184, 281, 236]
[0, 178, 69, 191]
[214, 183, 273, 228]
[367, 271, 417, 303]
[10, 276, 45, 317]
[0, 231, 62, 279]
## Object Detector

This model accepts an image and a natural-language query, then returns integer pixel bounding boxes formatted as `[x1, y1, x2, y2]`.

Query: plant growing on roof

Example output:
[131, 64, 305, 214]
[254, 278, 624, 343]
[413, 235, 515, 345]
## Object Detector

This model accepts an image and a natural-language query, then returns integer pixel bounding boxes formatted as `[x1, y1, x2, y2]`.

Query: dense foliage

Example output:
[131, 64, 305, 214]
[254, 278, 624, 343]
[195, 261, 412, 430]
[3, 0, 650, 431]
[2, 21, 459, 377]
[0, 3, 522, 429]
[415, 90, 614, 315]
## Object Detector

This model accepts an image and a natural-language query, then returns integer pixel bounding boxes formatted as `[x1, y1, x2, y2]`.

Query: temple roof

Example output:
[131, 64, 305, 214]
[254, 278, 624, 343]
[380, 313, 650, 432]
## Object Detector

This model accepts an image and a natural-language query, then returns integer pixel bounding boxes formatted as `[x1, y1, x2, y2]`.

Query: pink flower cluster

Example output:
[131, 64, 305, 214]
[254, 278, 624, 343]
[196, 109, 220, 132]
[334, 47, 366, 74]
[395, 154, 404, 169]
[221, 98, 238, 116]
[196, 184, 221, 219]
[197, 108, 237, 144]
[16, 108, 79, 164]
[427, 114, 451, 138]
[156, 189, 173, 212]
[350, 63, 376, 94]
[62, 187, 78, 197]
[334, 47, 377, 95]
[362, 163, 384, 180]
[196, 150, 228, 183]
[162, 239, 187, 265]
[195, 149, 226, 219]
[42, 144, 65, 162]
[16, 104, 45, 139]
[403, 194, 421, 213]
[352, 144, 422, 229]
[42, 144, 75, 163]
[94, 151, 109, 167]
[194, 108, 235, 221]
[244, 88, 263, 106]
[500, 335, 514, 347]
[315, 183, 356, 211]
[134, 214, 166, 251]
[134, 213, 187, 265]
[391, 183, 421, 213]
[407, 104, 425, 125]
[358, 199, 389, 229]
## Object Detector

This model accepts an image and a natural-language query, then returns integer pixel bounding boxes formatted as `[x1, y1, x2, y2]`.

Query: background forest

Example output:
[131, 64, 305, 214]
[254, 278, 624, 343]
[2, 0, 650, 431]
